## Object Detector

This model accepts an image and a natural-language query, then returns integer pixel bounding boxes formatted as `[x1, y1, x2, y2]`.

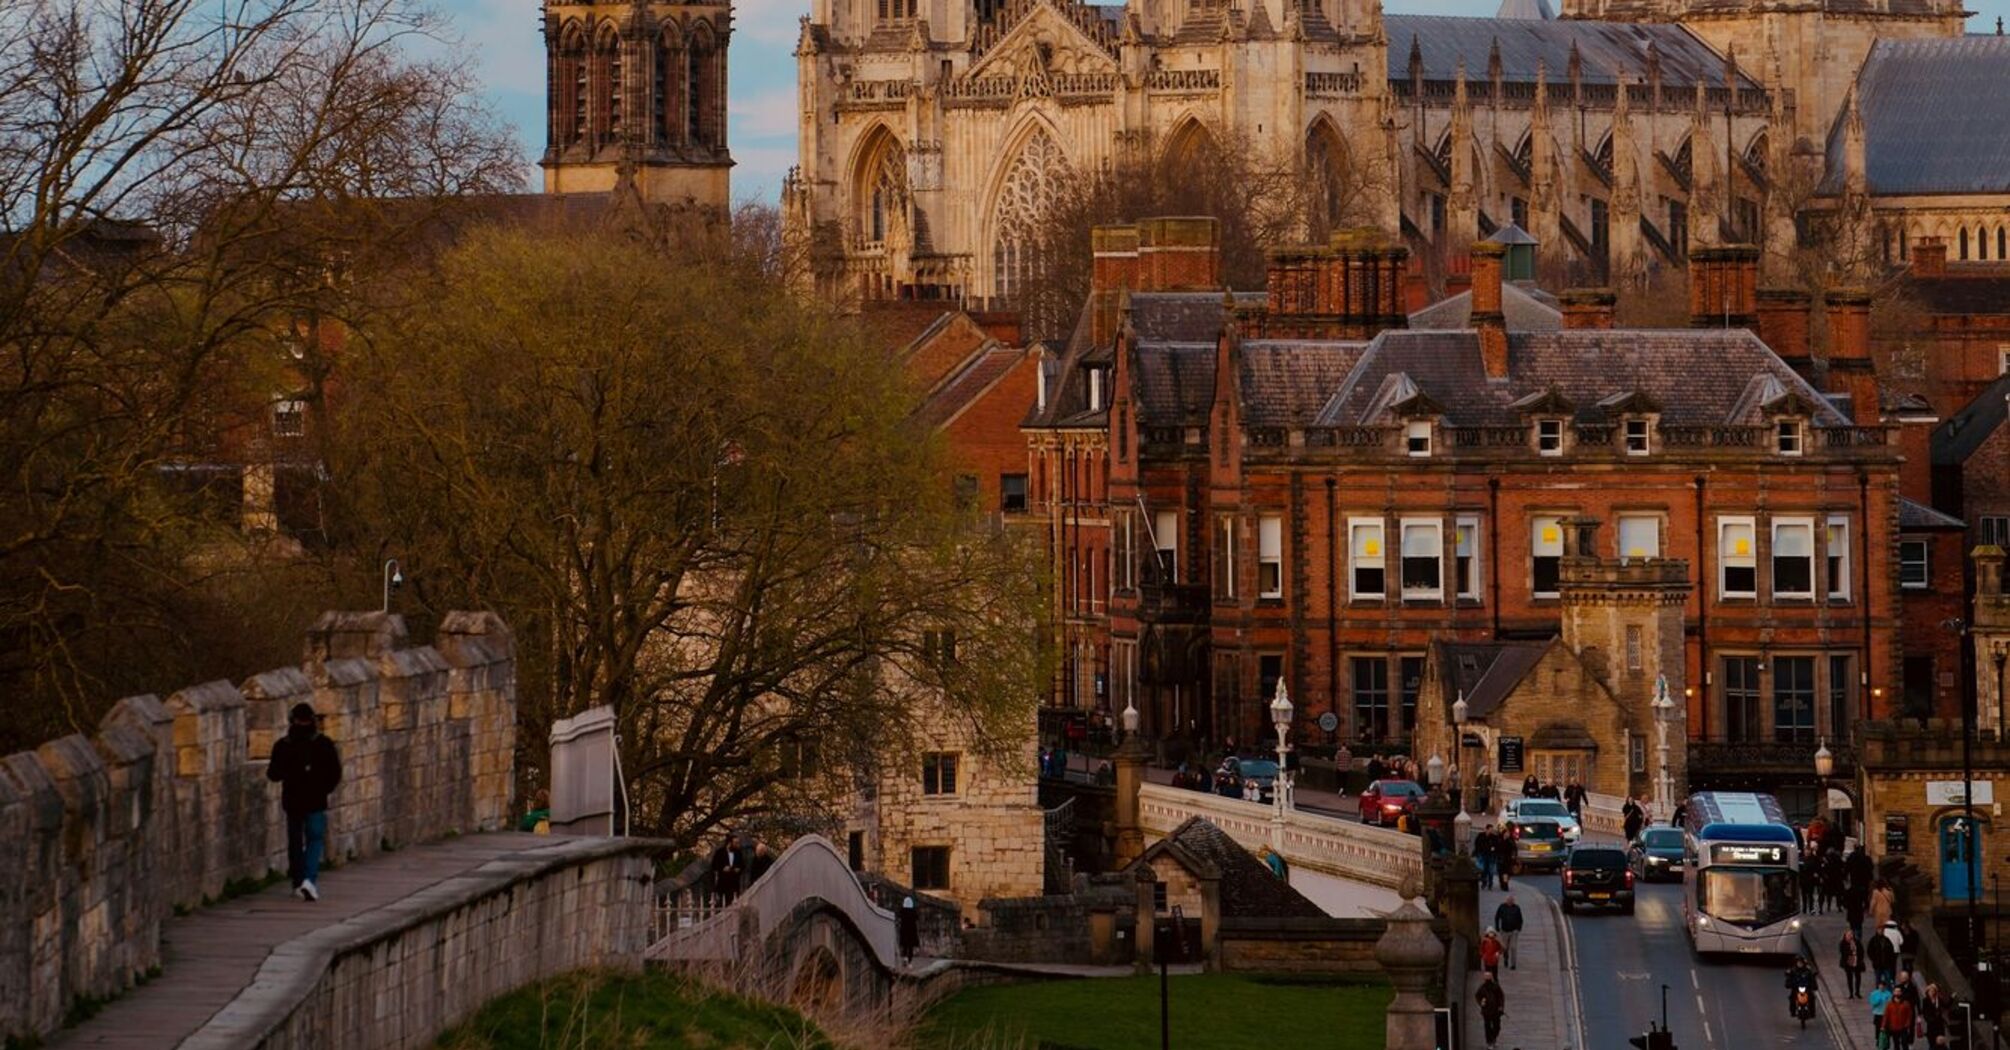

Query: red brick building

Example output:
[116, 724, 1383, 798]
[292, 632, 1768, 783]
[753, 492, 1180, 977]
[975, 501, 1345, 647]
[1026, 220, 1910, 807]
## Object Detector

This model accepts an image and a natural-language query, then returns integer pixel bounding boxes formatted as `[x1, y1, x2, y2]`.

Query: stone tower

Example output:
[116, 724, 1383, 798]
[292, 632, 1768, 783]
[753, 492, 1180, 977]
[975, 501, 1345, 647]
[541, 1, 732, 211]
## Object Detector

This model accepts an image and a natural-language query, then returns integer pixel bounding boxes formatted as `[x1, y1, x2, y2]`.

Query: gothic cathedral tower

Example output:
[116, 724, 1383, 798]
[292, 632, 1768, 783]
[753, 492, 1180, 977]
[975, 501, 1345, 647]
[541, 1, 732, 211]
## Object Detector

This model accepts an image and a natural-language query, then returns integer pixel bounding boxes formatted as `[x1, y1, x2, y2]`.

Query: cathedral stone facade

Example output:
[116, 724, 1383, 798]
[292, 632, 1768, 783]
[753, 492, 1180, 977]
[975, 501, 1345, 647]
[786, 0, 1970, 306]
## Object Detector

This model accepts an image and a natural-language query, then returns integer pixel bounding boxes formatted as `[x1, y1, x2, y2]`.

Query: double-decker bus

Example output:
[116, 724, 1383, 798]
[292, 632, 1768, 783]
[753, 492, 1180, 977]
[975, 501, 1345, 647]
[1682, 791, 1803, 955]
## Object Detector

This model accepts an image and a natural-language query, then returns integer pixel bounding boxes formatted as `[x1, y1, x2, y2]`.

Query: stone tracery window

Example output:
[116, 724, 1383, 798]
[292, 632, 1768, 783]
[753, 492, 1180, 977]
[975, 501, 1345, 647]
[990, 129, 1067, 304]
[1306, 122, 1356, 237]
[861, 137, 906, 246]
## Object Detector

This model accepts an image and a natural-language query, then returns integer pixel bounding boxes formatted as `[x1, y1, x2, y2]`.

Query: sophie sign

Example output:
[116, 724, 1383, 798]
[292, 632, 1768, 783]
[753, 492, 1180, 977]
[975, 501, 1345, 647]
[1926, 781, 1996, 807]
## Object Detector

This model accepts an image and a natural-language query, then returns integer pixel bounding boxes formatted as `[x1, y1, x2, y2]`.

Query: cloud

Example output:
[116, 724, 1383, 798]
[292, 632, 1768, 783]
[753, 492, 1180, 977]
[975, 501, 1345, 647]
[730, 85, 800, 139]
[732, 144, 800, 205]
[734, 0, 812, 46]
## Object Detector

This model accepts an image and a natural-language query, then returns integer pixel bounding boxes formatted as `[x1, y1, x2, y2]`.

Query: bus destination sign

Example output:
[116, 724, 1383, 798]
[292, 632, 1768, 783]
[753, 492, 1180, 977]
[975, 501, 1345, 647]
[1710, 843, 1788, 865]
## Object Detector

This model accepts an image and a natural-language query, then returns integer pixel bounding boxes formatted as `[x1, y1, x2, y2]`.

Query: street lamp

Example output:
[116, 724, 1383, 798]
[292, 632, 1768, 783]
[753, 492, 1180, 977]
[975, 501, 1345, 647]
[1426, 753, 1445, 791]
[1452, 692, 1471, 813]
[1653, 674, 1678, 823]
[1269, 679, 1294, 851]
[1946, 616, 1983, 969]
[381, 558, 403, 614]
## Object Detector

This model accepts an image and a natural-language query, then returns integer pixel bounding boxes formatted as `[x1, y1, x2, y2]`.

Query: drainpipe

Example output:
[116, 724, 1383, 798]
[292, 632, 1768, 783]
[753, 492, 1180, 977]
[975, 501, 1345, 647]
[1327, 477, 1340, 739]
[1488, 477, 1502, 638]
[1695, 474, 1709, 742]
[1859, 469, 1873, 723]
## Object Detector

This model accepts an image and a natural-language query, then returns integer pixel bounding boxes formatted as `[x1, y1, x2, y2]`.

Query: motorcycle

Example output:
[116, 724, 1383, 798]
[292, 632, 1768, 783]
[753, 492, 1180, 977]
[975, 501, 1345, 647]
[1791, 982, 1815, 1029]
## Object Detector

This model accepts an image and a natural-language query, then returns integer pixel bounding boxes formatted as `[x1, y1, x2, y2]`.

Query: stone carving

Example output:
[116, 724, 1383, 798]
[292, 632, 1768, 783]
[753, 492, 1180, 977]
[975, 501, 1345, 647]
[990, 129, 1069, 300]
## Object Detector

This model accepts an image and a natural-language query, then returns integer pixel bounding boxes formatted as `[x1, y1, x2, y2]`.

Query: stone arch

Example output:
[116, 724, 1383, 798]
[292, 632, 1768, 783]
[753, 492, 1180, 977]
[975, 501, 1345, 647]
[1743, 128, 1768, 175]
[653, 20, 687, 146]
[848, 123, 908, 250]
[789, 944, 844, 1014]
[686, 19, 723, 150]
[592, 21, 621, 148]
[984, 119, 1070, 306]
[554, 20, 590, 147]
[1161, 115, 1219, 171]
[1305, 116, 1361, 237]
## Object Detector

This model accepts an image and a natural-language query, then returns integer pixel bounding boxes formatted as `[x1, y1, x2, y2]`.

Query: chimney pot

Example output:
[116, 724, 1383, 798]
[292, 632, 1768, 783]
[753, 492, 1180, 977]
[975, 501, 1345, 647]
[1689, 245, 1760, 330]
[1825, 288, 1878, 425]
[1472, 242, 1510, 378]
[1913, 237, 1948, 277]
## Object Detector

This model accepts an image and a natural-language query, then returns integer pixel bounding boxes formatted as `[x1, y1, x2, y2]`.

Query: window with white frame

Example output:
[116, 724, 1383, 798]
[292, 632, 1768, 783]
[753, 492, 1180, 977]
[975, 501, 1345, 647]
[1406, 420, 1432, 457]
[1531, 515, 1564, 597]
[1350, 519, 1386, 599]
[1624, 418, 1651, 455]
[1154, 509, 1178, 582]
[1720, 517, 1757, 598]
[1772, 517, 1816, 598]
[1899, 539, 1930, 588]
[1826, 515, 1851, 601]
[1258, 514, 1283, 599]
[1537, 419, 1565, 456]
[1617, 514, 1661, 562]
[1455, 516, 1482, 600]
[1776, 419, 1802, 456]
[1400, 519, 1444, 600]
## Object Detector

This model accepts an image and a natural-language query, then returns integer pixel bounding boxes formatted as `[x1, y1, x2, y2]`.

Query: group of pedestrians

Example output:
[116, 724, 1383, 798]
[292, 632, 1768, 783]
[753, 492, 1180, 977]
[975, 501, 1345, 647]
[1471, 824, 1519, 889]
[1866, 964, 1956, 1049]
[1517, 774, 1589, 822]
[707, 833, 775, 903]
[1473, 895, 1525, 1049]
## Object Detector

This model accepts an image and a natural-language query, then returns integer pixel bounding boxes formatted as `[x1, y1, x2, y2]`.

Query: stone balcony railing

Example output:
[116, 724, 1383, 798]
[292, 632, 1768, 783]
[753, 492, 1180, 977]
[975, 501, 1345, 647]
[1687, 739, 1857, 776]
[1138, 782, 1422, 890]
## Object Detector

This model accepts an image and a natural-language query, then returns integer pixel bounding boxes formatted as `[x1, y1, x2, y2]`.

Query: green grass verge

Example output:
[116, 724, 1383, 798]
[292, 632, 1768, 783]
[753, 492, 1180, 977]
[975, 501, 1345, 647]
[924, 973, 1393, 1050]
[434, 969, 834, 1050]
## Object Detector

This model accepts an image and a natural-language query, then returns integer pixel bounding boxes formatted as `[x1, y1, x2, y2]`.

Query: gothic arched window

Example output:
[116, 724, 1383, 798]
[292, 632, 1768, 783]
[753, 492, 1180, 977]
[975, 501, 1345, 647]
[858, 135, 905, 246]
[593, 25, 620, 148]
[684, 23, 720, 150]
[557, 23, 587, 146]
[655, 26, 684, 146]
[1960, 226, 1971, 260]
[990, 129, 1067, 305]
[1306, 121, 1356, 238]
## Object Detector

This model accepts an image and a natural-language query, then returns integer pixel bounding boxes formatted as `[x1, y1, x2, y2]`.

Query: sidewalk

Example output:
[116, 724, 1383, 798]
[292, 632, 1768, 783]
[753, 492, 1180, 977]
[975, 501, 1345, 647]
[1802, 910, 1878, 1050]
[54, 833, 553, 1048]
[1466, 884, 1581, 1050]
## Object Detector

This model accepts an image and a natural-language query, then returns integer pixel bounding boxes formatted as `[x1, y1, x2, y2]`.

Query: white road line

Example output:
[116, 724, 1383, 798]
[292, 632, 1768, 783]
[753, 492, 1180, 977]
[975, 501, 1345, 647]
[1691, 969, 1701, 990]
[1704, 1019, 1715, 1044]
[1697, 993, 1709, 1014]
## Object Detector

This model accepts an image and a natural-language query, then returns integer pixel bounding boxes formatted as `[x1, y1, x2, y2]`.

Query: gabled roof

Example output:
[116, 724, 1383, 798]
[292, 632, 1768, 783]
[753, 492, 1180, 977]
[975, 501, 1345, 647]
[1436, 640, 1552, 721]
[1133, 817, 1329, 920]
[1821, 36, 2010, 197]
[913, 345, 1026, 430]
[1408, 281, 1563, 333]
[1932, 372, 2010, 465]
[1385, 15, 1761, 89]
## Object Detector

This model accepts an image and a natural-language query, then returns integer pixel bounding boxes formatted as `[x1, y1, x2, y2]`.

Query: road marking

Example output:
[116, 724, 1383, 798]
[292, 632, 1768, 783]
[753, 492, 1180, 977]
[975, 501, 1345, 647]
[1697, 993, 1708, 1015]
[1550, 894, 1590, 1050]
[1691, 969, 1701, 990]
[1705, 1019, 1715, 1043]
[1617, 971, 1651, 981]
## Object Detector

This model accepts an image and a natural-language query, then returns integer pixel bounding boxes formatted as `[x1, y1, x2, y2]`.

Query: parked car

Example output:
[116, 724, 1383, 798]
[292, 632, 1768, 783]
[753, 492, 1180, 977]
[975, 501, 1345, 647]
[1561, 844, 1635, 913]
[1359, 779, 1426, 827]
[1511, 818, 1567, 871]
[1627, 826, 1687, 881]
[1506, 797, 1583, 842]
[1214, 757, 1282, 802]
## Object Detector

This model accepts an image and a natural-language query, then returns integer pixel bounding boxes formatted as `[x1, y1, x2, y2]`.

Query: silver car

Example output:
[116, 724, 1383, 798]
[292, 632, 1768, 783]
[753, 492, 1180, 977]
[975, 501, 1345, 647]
[1507, 797, 1583, 842]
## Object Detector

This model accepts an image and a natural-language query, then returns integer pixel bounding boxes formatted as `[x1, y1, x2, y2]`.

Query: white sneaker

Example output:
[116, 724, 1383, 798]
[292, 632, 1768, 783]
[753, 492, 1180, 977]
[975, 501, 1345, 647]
[300, 880, 319, 902]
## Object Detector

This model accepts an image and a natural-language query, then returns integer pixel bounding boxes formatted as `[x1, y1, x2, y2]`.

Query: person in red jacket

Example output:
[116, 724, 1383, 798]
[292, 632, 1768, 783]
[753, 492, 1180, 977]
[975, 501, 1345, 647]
[1884, 992, 1919, 1049]
[1479, 927, 1505, 976]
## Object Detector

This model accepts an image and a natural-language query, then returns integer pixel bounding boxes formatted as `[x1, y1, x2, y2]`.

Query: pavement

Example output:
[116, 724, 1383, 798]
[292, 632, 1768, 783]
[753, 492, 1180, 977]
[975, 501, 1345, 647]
[1467, 881, 1581, 1050]
[1800, 909, 1879, 1050]
[53, 833, 553, 1049]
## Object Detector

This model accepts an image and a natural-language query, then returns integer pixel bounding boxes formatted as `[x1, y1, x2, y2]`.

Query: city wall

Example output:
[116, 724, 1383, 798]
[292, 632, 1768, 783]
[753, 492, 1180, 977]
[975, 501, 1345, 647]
[0, 610, 517, 1044]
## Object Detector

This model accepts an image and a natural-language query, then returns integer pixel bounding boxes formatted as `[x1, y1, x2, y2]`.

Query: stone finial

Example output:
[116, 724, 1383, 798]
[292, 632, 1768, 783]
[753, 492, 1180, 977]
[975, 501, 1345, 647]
[1376, 899, 1447, 1050]
[304, 611, 408, 665]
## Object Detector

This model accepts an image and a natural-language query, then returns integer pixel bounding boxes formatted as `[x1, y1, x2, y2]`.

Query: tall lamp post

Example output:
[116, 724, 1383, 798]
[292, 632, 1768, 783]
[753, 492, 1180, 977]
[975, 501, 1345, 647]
[1814, 738, 1837, 837]
[1653, 673, 1677, 823]
[1948, 617, 1983, 969]
[1270, 679, 1294, 852]
[1452, 692, 1471, 814]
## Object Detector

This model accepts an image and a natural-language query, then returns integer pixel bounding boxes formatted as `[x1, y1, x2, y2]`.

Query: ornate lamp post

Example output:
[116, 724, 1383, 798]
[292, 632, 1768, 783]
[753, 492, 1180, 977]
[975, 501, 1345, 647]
[1653, 673, 1677, 822]
[1269, 679, 1294, 852]
[1452, 692, 1471, 814]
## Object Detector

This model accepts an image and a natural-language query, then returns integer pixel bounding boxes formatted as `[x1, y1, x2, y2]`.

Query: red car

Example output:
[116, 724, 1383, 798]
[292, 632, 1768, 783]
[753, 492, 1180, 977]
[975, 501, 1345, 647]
[1359, 779, 1425, 827]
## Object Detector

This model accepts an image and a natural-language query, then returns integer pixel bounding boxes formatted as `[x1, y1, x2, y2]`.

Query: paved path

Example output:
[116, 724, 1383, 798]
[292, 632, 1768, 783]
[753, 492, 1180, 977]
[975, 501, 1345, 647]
[55, 833, 552, 1049]
[1466, 883, 1579, 1050]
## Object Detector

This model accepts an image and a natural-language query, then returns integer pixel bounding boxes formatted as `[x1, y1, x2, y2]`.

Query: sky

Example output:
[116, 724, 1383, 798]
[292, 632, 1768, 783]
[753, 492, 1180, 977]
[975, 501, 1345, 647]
[444, 0, 2010, 206]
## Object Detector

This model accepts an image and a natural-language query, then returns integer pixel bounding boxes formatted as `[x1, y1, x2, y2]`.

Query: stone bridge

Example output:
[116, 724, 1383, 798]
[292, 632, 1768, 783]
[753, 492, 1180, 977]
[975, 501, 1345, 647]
[1138, 783, 1423, 891]
[648, 834, 901, 1015]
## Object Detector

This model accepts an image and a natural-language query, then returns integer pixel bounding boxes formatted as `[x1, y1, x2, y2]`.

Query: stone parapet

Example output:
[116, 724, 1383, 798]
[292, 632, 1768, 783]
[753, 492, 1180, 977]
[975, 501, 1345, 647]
[0, 611, 517, 1046]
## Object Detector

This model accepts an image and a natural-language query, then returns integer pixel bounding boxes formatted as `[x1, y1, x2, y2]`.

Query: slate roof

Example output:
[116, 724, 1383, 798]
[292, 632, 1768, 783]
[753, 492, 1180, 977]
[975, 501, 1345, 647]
[1821, 37, 2010, 196]
[1898, 496, 1966, 531]
[1932, 372, 2010, 466]
[1133, 343, 1217, 424]
[1240, 342, 1370, 426]
[1142, 817, 1329, 920]
[1437, 640, 1551, 720]
[1408, 282, 1564, 332]
[1904, 274, 2010, 317]
[1313, 329, 1851, 428]
[1385, 15, 1760, 88]
[914, 345, 1024, 430]
[1496, 0, 1557, 20]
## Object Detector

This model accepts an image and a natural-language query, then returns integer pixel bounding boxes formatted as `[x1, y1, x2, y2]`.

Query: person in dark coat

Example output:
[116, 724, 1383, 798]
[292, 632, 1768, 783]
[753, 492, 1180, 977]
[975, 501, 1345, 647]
[1622, 797, 1645, 844]
[1475, 972, 1507, 1050]
[1867, 923, 1899, 988]
[1840, 928, 1866, 999]
[1898, 920, 1921, 975]
[267, 703, 342, 902]
[1494, 894, 1525, 970]
[898, 896, 921, 964]
[710, 834, 745, 903]
[1847, 844, 1875, 895]
[1474, 827, 1499, 889]
[747, 841, 774, 885]
[1493, 827, 1518, 889]
[1845, 881, 1869, 944]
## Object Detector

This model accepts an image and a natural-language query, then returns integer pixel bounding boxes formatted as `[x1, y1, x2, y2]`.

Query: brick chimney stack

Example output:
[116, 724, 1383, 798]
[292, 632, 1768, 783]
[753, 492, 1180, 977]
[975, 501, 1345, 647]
[1136, 217, 1221, 293]
[1559, 288, 1616, 329]
[1259, 228, 1409, 339]
[1756, 288, 1815, 380]
[1913, 237, 1948, 277]
[1688, 245, 1759, 330]
[1090, 223, 1141, 348]
[1825, 288, 1879, 425]
[1473, 241, 1509, 378]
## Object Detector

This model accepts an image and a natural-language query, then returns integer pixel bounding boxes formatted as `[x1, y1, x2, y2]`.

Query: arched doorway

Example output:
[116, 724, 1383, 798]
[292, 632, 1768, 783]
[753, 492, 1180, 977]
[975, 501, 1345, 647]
[790, 944, 844, 1014]
[1940, 813, 1983, 901]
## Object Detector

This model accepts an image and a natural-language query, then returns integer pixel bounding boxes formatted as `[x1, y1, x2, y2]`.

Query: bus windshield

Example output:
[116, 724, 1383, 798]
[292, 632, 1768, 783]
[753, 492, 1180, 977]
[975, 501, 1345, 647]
[1699, 866, 1798, 928]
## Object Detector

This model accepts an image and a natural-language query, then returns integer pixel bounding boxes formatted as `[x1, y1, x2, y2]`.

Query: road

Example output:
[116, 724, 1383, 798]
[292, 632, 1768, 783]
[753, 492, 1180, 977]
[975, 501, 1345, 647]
[1507, 843, 1842, 1050]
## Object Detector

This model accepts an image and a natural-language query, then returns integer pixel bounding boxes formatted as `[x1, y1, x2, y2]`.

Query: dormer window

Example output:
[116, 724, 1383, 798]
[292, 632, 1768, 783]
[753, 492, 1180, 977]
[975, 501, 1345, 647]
[1776, 419, 1802, 456]
[1625, 418, 1651, 455]
[1406, 421, 1432, 457]
[1087, 368, 1104, 412]
[1536, 419, 1565, 456]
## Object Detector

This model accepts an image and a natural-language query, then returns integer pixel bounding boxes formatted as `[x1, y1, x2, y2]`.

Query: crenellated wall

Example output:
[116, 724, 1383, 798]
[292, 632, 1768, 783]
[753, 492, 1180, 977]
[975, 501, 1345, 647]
[0, 610, 516, 1045]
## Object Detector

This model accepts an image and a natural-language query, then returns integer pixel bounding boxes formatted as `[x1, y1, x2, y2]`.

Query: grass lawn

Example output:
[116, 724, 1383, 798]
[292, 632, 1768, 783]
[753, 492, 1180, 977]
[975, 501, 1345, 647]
[435, 969, 834, 1050]
[924, 972, 1392, 1050]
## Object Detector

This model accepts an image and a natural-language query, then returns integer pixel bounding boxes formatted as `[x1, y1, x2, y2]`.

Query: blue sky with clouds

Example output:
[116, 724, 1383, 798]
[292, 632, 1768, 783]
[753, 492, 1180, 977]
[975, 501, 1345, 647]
[449, 1, 2010, 205]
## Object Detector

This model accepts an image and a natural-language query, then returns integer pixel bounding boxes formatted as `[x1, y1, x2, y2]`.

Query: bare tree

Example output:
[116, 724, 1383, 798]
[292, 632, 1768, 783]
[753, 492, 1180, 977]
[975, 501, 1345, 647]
[326, 227, 1048, 851]
[0, 0, 522, 751]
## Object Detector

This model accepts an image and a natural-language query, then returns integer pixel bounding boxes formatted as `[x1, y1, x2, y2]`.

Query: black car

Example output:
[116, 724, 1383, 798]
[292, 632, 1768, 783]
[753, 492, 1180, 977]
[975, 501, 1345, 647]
[1561, 845, 1635, 914]
[1627, 827, 1687, 882]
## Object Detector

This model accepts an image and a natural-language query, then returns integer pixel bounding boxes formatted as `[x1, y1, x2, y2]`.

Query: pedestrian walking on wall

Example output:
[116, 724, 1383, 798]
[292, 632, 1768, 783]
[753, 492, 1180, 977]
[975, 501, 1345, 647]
[268, 703, 342, 903]
[1493, 895, 1525, 970]
[898, 896, 920, 964]
[1475, 971, 1507, 1050]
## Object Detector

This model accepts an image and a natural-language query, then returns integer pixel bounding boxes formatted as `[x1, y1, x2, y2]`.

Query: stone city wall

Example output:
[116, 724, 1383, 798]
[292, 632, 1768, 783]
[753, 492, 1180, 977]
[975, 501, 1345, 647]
[0, 610, 516, 1045]
[183, 839, 653, 1050]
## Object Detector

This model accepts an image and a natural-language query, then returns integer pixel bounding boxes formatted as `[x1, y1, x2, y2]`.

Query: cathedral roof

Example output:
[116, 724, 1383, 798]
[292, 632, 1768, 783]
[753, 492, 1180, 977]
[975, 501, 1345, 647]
[1821, 36, 2010, 196]
[1495, 0, 1557, 20]
[1385, 15, 1758, 89]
